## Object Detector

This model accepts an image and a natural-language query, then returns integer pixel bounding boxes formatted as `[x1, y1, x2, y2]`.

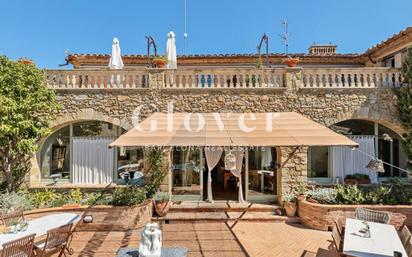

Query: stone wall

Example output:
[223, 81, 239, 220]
[35, 69, 404, 197]
[278, 147, 308, 199]
[53, 87, 401, 134]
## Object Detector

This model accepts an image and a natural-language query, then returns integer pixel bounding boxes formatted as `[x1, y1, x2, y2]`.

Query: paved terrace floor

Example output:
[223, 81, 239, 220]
[69, 222, 337, 257]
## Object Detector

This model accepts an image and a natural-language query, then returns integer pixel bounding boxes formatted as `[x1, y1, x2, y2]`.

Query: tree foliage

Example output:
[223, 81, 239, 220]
[0, 56, 59, 192]
[397, 47, 412, 169]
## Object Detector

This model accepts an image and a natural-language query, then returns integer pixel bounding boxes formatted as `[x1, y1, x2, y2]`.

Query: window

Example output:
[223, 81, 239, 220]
[248, 147, 277, 196]
[40, 126, 71, 179]
[40, 121, 123, 182]
[308, 146, 329, 178]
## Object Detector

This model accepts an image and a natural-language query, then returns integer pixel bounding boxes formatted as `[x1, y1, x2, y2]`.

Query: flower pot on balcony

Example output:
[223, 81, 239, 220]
[284, 202, 297, 217]
[19, 59, 34, 65]
[153, 200, 171, 217]
[283, 58, 300, 67]
[155, 59, 167, 69]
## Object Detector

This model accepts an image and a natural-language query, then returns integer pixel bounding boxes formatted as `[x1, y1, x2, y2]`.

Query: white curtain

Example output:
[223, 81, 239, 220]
[204, 147, 223, 203]
[261, 147, 273, 169]
[72, 137, 115, 184]
[226, 148, 245, 203]
[332, 135, 378, 183]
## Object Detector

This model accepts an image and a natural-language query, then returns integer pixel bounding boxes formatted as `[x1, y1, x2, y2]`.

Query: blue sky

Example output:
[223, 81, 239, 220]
[0, 0, 411, 68]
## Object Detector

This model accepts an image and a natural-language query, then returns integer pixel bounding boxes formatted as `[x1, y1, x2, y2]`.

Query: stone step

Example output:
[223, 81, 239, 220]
[153, 211, 300, 224]
[169, 201, 282, 213]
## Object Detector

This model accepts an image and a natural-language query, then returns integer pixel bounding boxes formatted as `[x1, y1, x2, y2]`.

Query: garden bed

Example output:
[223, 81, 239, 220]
[24, 200, 153, 231]
[297, 199, 409, 231]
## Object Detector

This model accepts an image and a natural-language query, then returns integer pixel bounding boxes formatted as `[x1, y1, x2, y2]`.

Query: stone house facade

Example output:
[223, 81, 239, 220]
[32, 27, 412, 203]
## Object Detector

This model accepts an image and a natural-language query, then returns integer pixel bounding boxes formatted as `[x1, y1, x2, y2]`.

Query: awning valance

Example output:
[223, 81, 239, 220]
[109, 112, 358, 147]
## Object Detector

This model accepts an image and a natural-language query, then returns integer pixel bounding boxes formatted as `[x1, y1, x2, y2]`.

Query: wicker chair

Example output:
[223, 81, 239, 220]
[399, 225, 412, 248]
[0, 211, 25, 227]
[355, 208, 390, 224]
[33, 223, 73, 257]
[1, 233, 36, 257]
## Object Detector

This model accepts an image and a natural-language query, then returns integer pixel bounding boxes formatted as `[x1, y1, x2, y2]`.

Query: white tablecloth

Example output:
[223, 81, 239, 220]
[343, 218, 407, 257]
[0, 213, 80, 249]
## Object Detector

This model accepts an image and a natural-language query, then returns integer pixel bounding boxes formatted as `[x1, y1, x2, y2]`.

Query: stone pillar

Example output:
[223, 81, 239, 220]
[277, 146, 308, 202]
[28, 153, 41, 187]
[284, 68, 303, 91]
[148, 69, 165, 89]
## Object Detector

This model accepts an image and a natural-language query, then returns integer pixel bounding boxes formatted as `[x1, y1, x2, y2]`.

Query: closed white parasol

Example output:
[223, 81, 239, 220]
[108, 37, 124, 69]
[166, 31, 177, 69]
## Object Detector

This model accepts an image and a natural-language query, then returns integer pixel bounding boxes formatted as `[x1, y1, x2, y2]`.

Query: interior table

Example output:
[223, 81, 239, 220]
[0, 213, 80, 249]
[343, 218, 407, 257]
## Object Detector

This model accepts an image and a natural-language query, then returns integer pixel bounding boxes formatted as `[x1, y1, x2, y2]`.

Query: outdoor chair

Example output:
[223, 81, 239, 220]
[399, 225, 412, 248]
[405, 242, 412, 257]
[0, 210, 25, 227]
[332, 223, 344, 256]
[1, 233, 36, 257]
[355, 208, 390, 224]
[33, 223, 73, 257]
[334, 216, 345, 237]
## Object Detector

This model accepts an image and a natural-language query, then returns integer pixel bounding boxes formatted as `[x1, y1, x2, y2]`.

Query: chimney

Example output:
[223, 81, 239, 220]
[308, 42, 337, 54]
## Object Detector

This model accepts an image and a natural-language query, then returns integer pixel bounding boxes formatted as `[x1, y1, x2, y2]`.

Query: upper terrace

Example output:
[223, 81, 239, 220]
[46, 67, 403, 90]
[45, 27, 411, 90]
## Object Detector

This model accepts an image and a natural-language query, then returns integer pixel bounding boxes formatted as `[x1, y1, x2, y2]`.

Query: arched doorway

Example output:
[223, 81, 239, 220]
[38, 120, 143, 185]
[308, 119, 407, 184]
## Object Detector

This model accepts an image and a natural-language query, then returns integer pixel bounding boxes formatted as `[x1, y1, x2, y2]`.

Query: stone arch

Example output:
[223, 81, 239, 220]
[50, 109, 132, 131]
[30, 109, 132, 186]
[328, 109, 406, 138]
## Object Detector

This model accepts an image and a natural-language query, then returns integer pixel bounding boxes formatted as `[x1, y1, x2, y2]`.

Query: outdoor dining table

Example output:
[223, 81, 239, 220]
[0, 212, 80, 250]
[343, 218, 407, 257]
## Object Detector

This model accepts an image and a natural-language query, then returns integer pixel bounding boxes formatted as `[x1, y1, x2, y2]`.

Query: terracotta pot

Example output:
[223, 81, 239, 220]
[155, 59, 167, 68]
[284, 201, 297, 217]
[344, 178, 358, 185]
[358, 178, 371, 184]
[19, 59, 34, 65]
[153, 200, 171, 217]
[283, 58, 300, 67]
[297, 195, 306, 202]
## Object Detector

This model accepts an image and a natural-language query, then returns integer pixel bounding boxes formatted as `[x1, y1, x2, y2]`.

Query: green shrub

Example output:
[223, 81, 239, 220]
[111, 187, 147, 206]
[153, 192, 170, 202]
[363, 186, 391, 204]
[0, 192, 32, 214]
[336, 185, 365, 204]
[306, 187, 337, 204]
[51, 196, 68, 207]
[83, 192, 112, 206]
[67, 188, 83, 204]
[29, 189, 61, 208]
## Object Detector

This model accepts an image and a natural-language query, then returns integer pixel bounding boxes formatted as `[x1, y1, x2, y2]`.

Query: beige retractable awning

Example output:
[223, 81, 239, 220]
[109, 112, 358, 147]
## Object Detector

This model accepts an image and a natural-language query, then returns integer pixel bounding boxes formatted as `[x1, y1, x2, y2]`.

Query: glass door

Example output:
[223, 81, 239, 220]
[171, 148, 203, 201]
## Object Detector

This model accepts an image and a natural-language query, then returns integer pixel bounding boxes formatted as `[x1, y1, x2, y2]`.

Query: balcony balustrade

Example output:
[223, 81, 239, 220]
[45, 67, 403, 90]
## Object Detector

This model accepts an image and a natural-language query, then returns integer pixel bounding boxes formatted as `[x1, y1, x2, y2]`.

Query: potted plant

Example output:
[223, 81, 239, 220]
[344, 174, 358, 185]
[153, 192, 171, 217]
[282, 56, 300, 67]
[354, 173, 370, 184]
[296, 182, 308, 202]
[154, 56, 167, 68]
[283, 192, 297, 217]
